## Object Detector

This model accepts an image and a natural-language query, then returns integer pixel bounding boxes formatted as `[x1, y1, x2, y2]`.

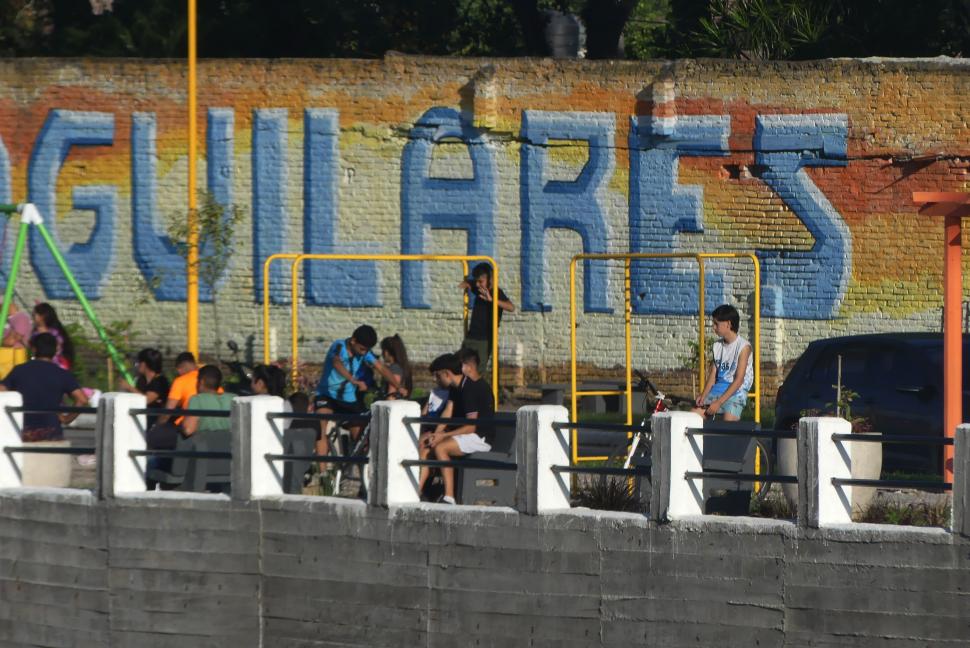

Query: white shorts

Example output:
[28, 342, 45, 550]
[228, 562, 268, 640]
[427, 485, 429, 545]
[454, 433, 491, 454]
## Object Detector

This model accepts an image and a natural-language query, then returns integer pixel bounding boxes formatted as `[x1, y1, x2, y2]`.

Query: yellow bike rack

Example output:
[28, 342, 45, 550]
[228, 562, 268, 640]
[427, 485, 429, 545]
[262, 253, 500, 404]
[568, 252, 761, 463]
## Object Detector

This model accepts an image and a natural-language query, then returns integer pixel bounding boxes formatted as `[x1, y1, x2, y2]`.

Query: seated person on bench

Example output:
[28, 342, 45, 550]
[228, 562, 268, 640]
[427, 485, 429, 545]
[421, 348, 495, 505]
[181, 365, 234, 437]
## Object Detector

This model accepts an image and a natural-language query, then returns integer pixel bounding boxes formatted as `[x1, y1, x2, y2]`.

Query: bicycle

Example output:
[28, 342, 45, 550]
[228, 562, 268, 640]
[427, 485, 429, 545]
[619, 370, 694, 470]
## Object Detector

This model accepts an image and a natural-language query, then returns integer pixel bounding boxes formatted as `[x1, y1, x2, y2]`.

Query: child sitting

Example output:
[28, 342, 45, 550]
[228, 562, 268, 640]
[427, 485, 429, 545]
[693, 304, 753, 421]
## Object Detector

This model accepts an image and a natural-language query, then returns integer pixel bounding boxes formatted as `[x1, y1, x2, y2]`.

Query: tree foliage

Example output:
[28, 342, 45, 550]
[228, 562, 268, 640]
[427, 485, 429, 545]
[1, 0, 967, 61]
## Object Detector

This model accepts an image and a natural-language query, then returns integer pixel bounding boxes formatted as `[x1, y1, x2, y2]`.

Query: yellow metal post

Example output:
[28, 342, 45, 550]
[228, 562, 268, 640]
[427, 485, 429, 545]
[567, 251, 762, 462]
[624, 258, 632, 427]
[186, 0, 199, 358]
[569, 257, 579, 464]
[262, 253, 302, 364]
[698, 256, 706, 395]
[289, 257, 303, 387]
[283, 254, 501, 405]
[461, 260, 469, 335]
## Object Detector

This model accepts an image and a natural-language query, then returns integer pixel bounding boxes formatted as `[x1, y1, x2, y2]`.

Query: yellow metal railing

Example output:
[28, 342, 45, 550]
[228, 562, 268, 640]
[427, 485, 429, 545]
[569, 252, 761, 463]
[262, 253, 499, 404]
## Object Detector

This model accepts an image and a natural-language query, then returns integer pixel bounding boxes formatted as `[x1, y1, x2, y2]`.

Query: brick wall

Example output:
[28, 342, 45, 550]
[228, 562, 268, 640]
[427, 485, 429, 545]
[0, 56, 967, 396]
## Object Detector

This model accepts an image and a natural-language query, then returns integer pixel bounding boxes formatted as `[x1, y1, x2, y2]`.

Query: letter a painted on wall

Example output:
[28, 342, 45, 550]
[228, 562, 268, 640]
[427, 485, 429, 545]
[520, 110, 614, 313]
[754, 114, 851, 319]
[28, 110, 116, 299]
[401, 107, 496, 309]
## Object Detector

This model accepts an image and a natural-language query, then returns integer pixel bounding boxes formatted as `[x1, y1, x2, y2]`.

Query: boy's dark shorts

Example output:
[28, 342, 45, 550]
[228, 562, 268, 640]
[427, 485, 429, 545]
[314, 395, 366, 416]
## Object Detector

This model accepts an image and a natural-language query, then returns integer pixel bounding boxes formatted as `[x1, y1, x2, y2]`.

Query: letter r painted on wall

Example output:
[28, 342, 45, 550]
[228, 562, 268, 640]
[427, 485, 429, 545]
[520, 111, 614, 313]
[28, 110, 117, 299]
[754, 114, 851, 319]
[400, 107, 496, 309]
[628, 113, 730, 315]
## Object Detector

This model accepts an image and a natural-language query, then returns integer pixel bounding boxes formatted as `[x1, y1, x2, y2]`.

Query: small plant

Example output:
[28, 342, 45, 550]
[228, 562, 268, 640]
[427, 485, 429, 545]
[680, 337, 715, 399]
[65, 319, 136, 389]
[857, 499, 951, 528]
[166, 192, 245, 349]
[572, 476, 645, 513]
[798, 384, 872, 433]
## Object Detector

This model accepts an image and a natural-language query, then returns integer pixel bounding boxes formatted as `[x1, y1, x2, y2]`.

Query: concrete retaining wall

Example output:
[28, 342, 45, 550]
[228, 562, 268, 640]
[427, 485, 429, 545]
[1, 489, 966, 647]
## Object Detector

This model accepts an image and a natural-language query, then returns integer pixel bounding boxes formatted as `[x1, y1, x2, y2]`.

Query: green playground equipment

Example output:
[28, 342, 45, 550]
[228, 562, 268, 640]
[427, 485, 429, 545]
[0, 203, 135, 386]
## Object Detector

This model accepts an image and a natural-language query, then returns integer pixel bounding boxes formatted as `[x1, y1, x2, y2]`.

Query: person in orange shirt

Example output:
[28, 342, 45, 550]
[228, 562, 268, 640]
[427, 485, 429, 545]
[157, 352, 200, 427]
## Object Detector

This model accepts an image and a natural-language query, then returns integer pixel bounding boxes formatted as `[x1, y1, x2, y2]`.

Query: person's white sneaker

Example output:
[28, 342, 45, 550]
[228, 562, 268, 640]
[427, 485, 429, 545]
[440, 495, 456, 505]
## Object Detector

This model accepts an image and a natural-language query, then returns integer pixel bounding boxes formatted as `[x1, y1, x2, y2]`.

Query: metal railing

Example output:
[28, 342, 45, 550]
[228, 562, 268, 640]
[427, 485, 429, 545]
[682, 425, 797, 485]
[399, 416, 517, 472]
[549, 421, 652, 477]
[263, 411, 371, 465]
[829, 433, 953, 491]
[1, 405, 98, 456]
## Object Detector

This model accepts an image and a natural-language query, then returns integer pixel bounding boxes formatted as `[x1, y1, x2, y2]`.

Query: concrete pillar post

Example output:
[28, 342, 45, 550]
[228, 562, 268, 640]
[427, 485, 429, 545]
[231, 395, 286, 501]
[368, 399, 421, 507]
[650, 411, 704, 521]
[798, 416, 852, 527]
[0, 391, 23, 488]
[515, 405, 570, 514]
[952, 424, 970, 537]
[97, 392, 147, 498]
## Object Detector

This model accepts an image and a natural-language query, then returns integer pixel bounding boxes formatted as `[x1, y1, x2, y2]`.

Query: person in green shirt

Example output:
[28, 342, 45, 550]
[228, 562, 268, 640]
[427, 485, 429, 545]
[182, 365, 234, 436]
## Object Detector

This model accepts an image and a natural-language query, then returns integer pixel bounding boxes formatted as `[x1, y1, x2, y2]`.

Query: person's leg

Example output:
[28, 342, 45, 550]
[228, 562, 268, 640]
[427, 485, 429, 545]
[434, 437, 465, 501]
[461, 337, 491, 373]
[417, 432, 433, 493]
[315, 406, 334, 470]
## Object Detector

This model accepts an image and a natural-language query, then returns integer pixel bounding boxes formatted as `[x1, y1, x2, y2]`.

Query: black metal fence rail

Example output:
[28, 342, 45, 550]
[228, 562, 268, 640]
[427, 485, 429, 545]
[402, 458, 517, 470]
[550, 421, 645, 434]
[4, 446, 96, 455]
[551, 465, 650, 477]
[829, 433, 953, 491]
[128, 408, 230, 417]
[264, 453, 369, 464]
[831, 433, 954, 445]
[687, 426, 796, 440]
[5, 405, 97, 415]
[266, 412, 370, 423]
[129, 449, 232, 459]
[685, 471, 798, 484]
[402, 416, 516, 428]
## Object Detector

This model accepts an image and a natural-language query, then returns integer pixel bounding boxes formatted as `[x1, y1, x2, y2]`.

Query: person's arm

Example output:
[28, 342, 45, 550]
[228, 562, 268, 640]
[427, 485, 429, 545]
[2, 329, 22, 347]
[332, 354, 367, 392]
[157, 396, 179, 424]
[476, 285, 515, 313]
[706, 346, 752, 415]
[118, 378, 138, 393]
[59, 388, 89, 426]
[182, 414, 199, 437]
[371, 359, 401, 389]
[431, 400, 454, 435]
[428, 411, 478, 446]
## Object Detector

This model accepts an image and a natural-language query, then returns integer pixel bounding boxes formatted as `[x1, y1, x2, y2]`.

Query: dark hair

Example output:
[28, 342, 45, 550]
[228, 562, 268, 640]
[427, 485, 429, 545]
[30, 332, 57, 359]
[380, 334, 413, 393]
[32, 303, 74, 362]
[429, 352, 462, 376]
[251, 364, 286, 397]
[197, 364, 223, 390]
[471, 262, 492, 280]
[288, 391, 310, 414]
[351, 325, 377, 350]
[136, 348, 163, 374]
[458, 346, 480, 369]
[711, 304, 740, 333]
[175, 351, 196, 367]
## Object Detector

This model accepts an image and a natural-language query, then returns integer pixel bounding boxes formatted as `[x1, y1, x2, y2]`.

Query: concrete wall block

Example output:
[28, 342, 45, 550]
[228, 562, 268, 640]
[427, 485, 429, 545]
[798, 416, 852, 527]
[370, 399, 422, 507]
[0, 391, 23, 488]
[514, 404, 570, 514]
[98, 392, 147, 498]
[232, 394, 287, 500]
[650, 411, 704, 521]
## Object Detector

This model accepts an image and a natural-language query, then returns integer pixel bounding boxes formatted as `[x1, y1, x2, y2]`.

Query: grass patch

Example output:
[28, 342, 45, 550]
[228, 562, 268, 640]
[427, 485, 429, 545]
[857, 498, 951, 528]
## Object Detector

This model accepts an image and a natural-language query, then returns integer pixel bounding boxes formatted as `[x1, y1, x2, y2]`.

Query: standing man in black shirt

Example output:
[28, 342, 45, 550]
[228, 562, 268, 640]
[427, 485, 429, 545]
[423, 349, 495, 504]
[460, 262, 514, 372]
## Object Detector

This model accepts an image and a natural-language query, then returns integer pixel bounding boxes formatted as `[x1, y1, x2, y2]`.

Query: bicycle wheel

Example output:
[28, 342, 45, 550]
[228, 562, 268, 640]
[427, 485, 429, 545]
[751, 439, 773, 502]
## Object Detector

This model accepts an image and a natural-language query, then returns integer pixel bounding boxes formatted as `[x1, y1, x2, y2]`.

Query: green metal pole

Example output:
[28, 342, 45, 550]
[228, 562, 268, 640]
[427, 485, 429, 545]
[0, 204, 19, 214]
[0, 222, 29, 336]
[34, 221, 136, 386]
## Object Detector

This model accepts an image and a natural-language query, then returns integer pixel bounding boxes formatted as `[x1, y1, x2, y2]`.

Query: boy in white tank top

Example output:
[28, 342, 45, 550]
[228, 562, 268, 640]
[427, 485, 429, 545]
[693, 304, 753, 421]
